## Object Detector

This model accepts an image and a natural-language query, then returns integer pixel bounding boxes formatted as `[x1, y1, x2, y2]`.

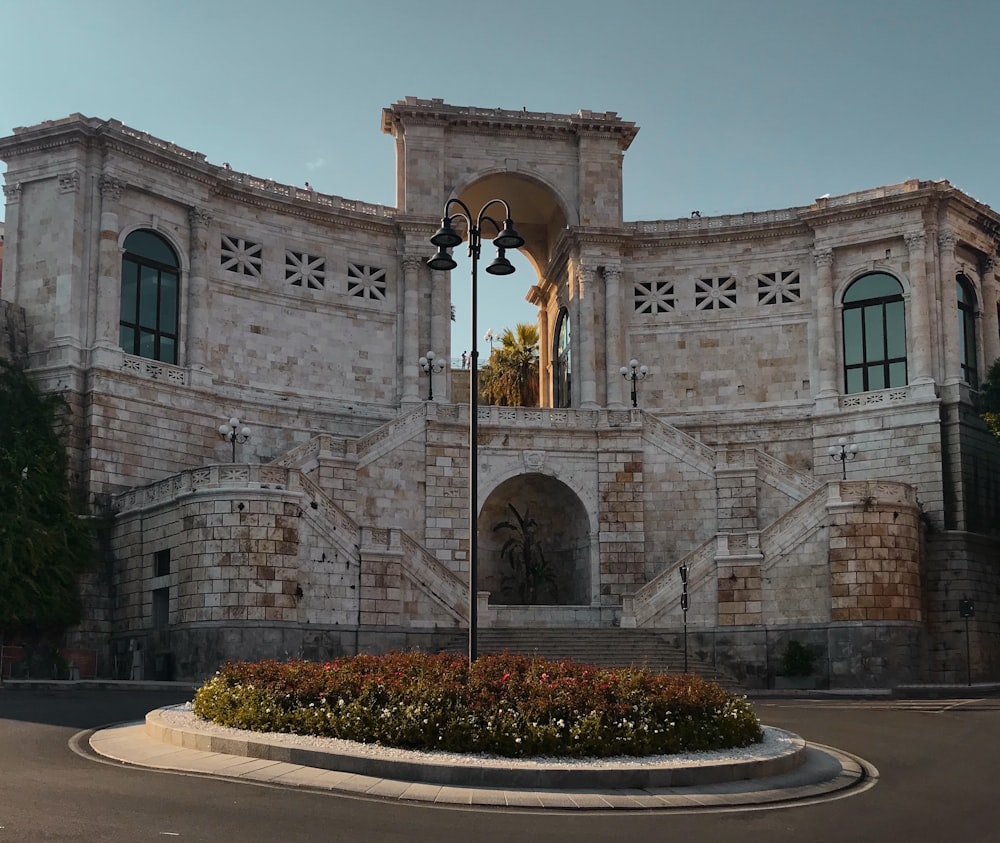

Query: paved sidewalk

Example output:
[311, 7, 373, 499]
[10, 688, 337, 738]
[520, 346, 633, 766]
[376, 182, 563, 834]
[84, 708, 876, 811]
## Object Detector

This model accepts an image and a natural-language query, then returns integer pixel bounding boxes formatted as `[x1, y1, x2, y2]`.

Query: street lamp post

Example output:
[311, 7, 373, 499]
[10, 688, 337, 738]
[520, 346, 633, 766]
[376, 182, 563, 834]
[427, 198, 524, 663]
[218, 417, 251, 462]
[620, 359, 649, 408]
[828, 437, 858, 480]
[679, 564, 689, 674]
[417, 350, 445, 401]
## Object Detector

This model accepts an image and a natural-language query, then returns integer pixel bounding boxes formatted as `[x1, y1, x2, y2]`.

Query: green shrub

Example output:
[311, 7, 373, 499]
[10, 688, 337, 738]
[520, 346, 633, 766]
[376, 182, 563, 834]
[780, 640, 817, 677]
[193, 652, 762, 758]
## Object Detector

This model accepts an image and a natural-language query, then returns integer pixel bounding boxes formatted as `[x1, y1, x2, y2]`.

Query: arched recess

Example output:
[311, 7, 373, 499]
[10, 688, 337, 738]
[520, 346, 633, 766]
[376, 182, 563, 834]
[478, 472, 590, 605]
[456, 171, 572, 274]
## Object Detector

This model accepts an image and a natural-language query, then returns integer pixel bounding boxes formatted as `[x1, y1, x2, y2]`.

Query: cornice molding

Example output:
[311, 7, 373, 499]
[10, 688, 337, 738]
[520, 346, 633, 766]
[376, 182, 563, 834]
[381, 98, 639, 150]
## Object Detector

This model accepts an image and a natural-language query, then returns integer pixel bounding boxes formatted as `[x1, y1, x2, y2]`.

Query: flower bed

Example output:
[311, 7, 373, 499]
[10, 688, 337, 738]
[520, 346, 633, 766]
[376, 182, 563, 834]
[193, 651, 762, 758]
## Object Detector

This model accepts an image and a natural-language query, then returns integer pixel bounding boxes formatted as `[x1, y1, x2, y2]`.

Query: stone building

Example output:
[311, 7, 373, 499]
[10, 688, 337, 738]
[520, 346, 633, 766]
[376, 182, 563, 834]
[1, 97, 997, 686]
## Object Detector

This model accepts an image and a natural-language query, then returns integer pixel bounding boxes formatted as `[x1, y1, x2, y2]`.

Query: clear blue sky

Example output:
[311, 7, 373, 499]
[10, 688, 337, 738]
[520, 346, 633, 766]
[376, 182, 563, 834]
[2, 0, 996, 357]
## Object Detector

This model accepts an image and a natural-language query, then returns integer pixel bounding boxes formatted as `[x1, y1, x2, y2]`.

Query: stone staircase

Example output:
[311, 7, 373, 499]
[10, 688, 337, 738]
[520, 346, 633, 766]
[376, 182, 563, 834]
[477, 628, 742, 690]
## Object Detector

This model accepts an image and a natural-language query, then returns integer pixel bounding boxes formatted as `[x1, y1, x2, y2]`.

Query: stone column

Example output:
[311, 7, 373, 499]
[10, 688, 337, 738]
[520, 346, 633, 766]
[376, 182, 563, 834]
[577, 263, 598, 408]
[93, 175, 126, 355]
[905, 232, 934, 384]
[604, 265, 625, 408]
[187, 207, 212, 371]
[401, 256, 422, 403]
[980, 257, 1000, 372]
[430, 260, 449, 399]
[536, 295, 551, 408]
[2, 183, 22, 301]
[813, 249, 838, 399]
[935, 231, 959, 387]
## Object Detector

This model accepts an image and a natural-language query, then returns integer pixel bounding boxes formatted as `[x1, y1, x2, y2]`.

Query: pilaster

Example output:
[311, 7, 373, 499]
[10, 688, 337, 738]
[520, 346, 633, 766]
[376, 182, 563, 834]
[906, 231, 934, 385]
[981, 257, 1000, 371]
[186, 206, 213, 376]
[401, 255, 422, 403]
[932, 231, 962, 389]
[91, 175, 127, 368]
[576, 262, 598, 408]
[604, 265, 625, 408]
[813, 248, 838, 403]
[2, 183, 22, 301]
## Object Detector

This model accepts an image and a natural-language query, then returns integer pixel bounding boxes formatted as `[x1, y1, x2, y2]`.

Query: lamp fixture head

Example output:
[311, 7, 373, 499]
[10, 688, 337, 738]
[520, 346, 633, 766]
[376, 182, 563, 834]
[492, 219, 525, 250]
[427, 247, 457, 272]
[430, 218, 463, 249]
[485, 249, 515, 276]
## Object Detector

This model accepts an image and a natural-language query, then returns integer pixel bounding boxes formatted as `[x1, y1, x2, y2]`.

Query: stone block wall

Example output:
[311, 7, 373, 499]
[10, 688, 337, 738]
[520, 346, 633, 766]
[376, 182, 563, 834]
[762, 522, 831, 624]
[641, 447, 716, 583]
[597, 447, 645, 604]
[424, 419, 470, 576]
[828, 485, 922, 623]
[716, 562, 763, 626]
[924, 532, 1000, 683]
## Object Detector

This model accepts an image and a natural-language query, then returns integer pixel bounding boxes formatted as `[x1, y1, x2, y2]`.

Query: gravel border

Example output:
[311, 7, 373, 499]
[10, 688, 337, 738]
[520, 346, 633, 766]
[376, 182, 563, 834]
[147, 704, 807, 789]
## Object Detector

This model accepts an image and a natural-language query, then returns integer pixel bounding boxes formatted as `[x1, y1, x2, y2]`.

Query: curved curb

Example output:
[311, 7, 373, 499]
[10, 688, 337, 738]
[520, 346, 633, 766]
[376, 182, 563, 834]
[85, 712, 878, 811]
[144, 706, 805, 790]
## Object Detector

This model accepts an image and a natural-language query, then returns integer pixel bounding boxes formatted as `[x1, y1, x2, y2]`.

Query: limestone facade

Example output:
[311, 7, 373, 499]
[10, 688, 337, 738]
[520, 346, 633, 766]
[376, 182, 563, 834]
[2, 98, 998, 686]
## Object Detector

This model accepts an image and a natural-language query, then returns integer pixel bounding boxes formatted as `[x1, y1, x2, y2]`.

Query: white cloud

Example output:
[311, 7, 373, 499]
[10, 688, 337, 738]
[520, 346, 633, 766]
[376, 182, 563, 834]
[305, 157, 326, 171]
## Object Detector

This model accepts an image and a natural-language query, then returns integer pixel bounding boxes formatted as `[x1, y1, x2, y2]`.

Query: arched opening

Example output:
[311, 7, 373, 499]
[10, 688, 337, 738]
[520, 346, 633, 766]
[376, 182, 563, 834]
[478, 473, 590, 606]
[448, 172, 570, 380]
[119, 229, 180, 364]
[552, 307, 572, 408]
[842, 271, 906, 393]
[957, 273, 979, 387]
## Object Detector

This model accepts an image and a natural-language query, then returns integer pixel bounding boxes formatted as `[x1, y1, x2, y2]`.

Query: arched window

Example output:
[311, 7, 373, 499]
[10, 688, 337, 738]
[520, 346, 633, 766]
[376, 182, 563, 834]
[957, 274, 978, 387]
[119, 230, 179, 364]
[553, 307, 572, 408]
[842, 272, 906, 394]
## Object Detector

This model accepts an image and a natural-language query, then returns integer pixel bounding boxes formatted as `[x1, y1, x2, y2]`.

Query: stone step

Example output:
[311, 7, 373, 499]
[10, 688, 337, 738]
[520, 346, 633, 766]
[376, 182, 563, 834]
[476, 629, 742, 690]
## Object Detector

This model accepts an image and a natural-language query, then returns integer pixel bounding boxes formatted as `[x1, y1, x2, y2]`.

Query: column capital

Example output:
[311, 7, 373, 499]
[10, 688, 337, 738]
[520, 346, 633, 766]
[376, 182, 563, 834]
[99, 174, 127, 202]
[189, 206, 213, 229]
[401, 255, 424, 272]
[2, 182, 22, 203]
[58, 171, 79, 193]
[602, 264, 623, 281]
[904, 231, 927, 251]
[938, 230, 956, 252]
[813, 248, 834, 269]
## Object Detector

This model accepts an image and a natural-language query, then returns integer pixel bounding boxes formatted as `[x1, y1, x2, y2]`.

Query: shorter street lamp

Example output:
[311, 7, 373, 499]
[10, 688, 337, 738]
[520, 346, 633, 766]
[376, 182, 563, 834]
[219, 417, 251, 462]
[679, 564, 690, 673]
[418, 350, 445, 401]
[620, 359, 649, 408]
[828, 437, 858, 480]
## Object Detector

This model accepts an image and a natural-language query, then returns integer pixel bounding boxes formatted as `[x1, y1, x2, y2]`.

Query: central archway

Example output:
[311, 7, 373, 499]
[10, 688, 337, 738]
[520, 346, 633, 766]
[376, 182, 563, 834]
[478, 473, 591, 605]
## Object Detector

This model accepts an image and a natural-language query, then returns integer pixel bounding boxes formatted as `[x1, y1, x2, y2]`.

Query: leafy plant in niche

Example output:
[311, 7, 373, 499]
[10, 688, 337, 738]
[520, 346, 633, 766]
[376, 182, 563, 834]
[780, 640, 817, 677]
[493, 503, 556, 605]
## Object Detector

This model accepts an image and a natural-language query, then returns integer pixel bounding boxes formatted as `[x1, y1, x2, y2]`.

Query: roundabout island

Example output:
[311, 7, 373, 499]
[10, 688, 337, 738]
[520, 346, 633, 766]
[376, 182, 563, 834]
[86, 653, 879, 812]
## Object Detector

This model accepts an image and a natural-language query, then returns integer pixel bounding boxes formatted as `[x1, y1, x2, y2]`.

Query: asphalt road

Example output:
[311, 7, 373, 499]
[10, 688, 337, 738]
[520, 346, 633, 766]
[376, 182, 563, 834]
[1, 687, 999, 842]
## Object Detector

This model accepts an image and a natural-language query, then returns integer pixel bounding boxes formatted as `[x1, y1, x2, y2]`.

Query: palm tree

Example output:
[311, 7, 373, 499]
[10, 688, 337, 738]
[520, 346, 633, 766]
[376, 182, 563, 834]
[493, 503, 556, 605]
[479, 323, 540, 407]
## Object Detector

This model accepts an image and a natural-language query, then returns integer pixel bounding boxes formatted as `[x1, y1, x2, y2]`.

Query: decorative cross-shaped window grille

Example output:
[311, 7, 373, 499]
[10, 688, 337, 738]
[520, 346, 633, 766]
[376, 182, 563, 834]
[633, 280, 675, 314]
[220, 235, 262, 278]
[695, 276, 737, 310]
[286, 251, 326, 289]
[756, 270, 801, 305]
[347, 263, 387, 300]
